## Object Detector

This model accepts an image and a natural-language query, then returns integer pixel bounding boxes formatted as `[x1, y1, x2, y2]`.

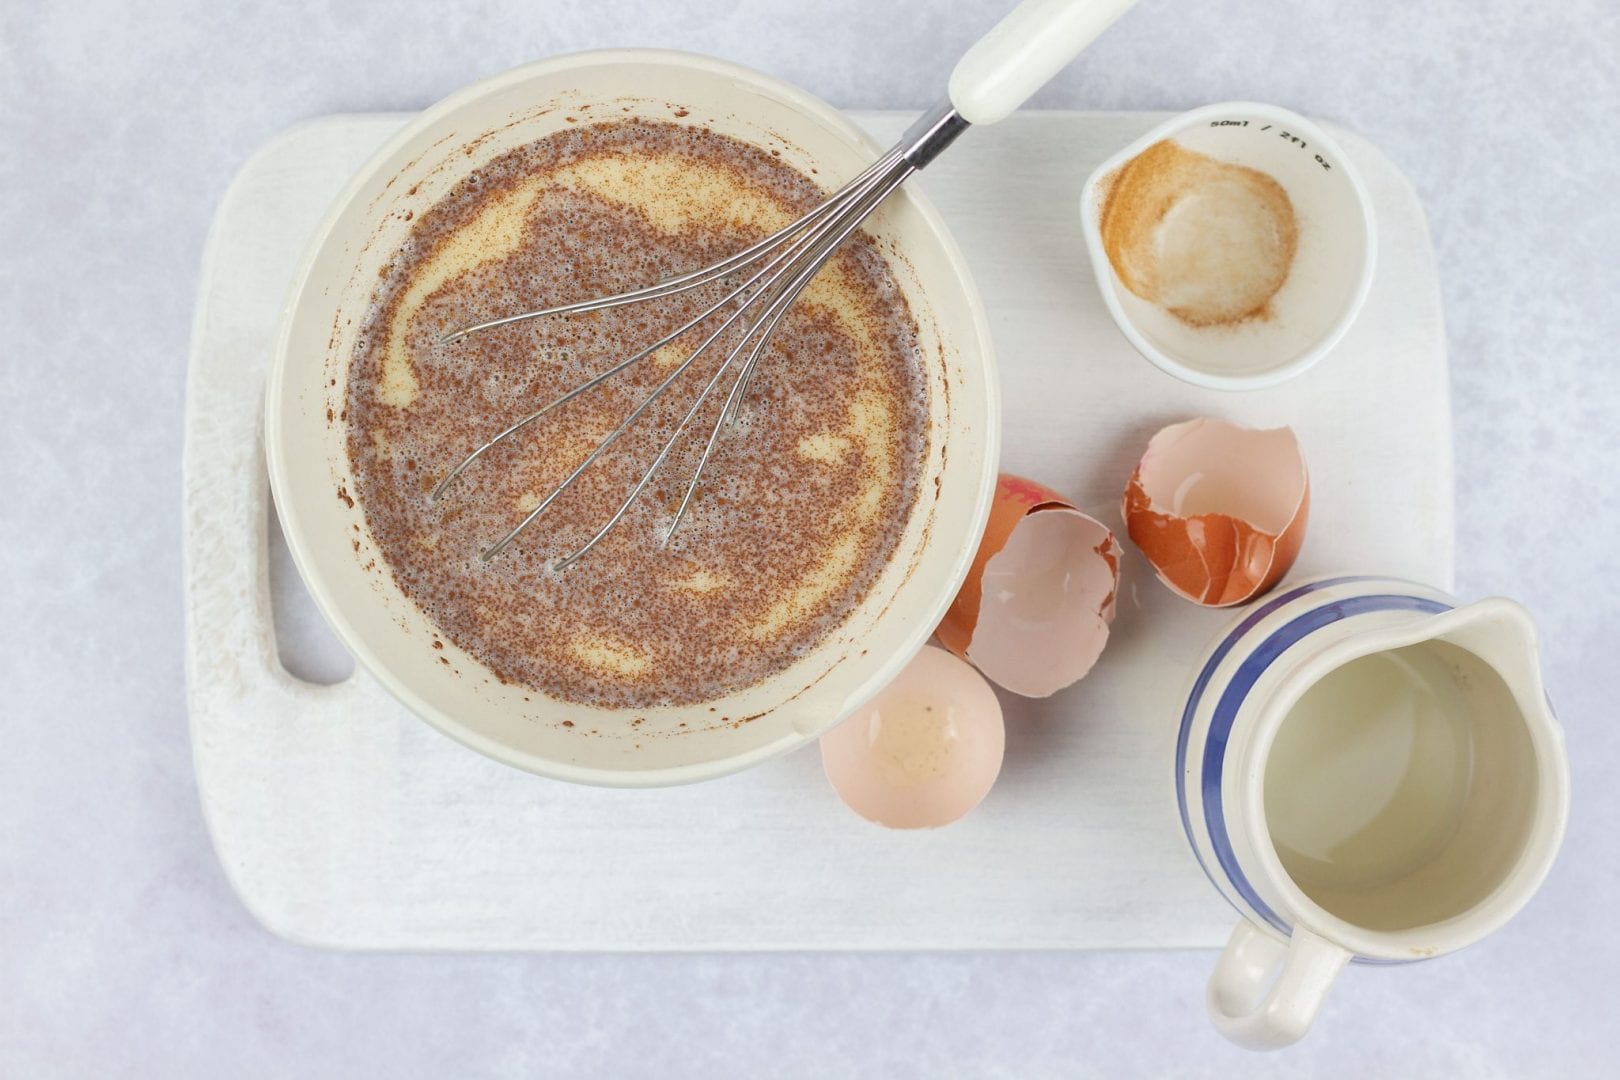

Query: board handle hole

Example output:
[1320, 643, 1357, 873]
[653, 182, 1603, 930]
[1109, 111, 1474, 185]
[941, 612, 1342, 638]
[268, 492, 356, 686]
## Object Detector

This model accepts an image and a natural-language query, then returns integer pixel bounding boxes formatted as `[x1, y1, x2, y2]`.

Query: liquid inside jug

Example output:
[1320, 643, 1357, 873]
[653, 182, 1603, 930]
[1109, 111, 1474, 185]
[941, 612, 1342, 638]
[1263, 641, 1539, 932]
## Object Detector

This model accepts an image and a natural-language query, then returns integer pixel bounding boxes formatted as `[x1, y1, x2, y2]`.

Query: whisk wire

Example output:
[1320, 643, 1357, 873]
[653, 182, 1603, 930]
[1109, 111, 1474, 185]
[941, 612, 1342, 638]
[433, 147, 914, 510]
[527, 158, 917, 569]
[435, 103, 966, 566]
[438, 149, 908, 346]
[432, 210, 819, 505]
[664, 160, 918, 544]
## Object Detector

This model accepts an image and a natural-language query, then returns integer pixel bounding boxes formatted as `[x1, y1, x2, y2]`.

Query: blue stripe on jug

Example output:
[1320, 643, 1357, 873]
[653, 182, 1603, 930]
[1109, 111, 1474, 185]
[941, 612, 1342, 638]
[1174, 576, 1378, 890]
[1177, 582, 1450, 957]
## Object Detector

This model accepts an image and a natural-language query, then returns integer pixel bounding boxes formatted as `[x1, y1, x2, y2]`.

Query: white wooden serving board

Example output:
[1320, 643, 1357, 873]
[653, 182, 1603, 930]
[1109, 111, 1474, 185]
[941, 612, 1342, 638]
[183, 111, 1452, 951]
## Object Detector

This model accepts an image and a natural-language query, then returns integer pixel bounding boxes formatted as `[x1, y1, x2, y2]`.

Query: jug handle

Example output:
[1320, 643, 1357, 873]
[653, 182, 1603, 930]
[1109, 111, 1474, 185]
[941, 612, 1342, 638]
[1207, 922, 1350, 1050]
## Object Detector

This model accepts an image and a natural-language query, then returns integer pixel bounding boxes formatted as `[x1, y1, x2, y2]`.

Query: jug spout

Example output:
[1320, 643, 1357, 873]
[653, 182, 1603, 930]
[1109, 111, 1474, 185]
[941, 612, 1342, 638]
[1427, 597, 1547, 710]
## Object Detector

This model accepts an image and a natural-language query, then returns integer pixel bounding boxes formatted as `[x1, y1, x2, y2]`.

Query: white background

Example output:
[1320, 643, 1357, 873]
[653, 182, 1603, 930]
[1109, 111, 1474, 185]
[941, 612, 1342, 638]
[3, 0, 1617, 1075]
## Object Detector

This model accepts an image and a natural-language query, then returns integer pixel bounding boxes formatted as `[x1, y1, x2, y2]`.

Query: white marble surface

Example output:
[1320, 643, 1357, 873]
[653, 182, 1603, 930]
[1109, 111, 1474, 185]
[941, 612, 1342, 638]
[2, 0, 1616, 1075]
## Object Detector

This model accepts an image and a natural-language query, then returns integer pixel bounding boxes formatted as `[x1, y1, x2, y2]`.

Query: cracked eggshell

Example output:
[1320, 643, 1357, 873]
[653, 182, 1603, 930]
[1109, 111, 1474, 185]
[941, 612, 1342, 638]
[1122, 417, 1309, 607]
[936, 474, 1123, 698]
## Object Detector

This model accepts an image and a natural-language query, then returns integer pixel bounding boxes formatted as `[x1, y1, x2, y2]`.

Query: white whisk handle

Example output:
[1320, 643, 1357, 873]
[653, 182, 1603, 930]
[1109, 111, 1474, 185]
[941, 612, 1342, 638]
[947, 0, 1138, 125]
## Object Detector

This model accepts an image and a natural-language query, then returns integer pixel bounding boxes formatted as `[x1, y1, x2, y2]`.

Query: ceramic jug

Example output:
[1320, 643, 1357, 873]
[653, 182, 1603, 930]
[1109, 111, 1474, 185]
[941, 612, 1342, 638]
[1176, 574, 1569, 1049]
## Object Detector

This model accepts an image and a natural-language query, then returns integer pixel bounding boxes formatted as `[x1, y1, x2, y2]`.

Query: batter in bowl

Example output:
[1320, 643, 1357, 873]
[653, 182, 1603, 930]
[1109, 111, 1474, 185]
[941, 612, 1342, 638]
[346, 119, 929, 708]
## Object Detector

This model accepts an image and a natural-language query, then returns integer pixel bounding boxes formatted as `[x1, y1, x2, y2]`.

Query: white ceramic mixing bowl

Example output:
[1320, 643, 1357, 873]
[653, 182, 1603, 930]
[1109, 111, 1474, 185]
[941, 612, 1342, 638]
[266, 49, 1000, 787]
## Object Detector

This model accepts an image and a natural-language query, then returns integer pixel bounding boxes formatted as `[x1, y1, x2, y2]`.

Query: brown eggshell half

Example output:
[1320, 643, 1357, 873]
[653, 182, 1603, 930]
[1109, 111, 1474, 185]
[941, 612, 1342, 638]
[1122, 418, 1309, 607]
[937, 474, 1123, 698]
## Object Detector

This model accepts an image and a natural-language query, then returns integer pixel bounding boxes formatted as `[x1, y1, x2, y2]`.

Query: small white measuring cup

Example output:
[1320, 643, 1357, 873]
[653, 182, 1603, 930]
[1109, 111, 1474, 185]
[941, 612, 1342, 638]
[1081, 102, 1376, 390]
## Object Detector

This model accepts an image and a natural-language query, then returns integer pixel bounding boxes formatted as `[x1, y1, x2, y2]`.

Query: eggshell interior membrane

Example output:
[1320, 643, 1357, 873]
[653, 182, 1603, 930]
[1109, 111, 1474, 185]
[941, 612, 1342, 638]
[936, 474, 1069, 656]
[1122, 417, 1309, 607]
[935, 474, 1122, 697]
[820, 646, 1005, 829]
[966, 506, 1122, 698]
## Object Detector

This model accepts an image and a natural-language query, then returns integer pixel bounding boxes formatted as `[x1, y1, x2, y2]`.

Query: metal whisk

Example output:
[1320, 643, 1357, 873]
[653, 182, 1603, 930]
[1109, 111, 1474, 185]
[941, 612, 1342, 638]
[431, 106, 968, 569]
[431, 0, 1137, 569]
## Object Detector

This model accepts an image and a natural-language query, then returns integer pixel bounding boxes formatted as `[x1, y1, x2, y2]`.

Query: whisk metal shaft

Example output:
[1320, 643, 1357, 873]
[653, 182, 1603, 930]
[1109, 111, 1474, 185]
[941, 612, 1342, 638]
[433, 103, 968, 568]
